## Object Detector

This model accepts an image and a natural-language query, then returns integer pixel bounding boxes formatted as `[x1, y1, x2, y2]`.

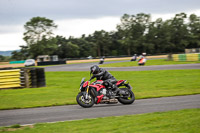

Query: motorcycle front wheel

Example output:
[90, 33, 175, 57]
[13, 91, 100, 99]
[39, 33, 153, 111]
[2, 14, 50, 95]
[76, 92, 95, 108]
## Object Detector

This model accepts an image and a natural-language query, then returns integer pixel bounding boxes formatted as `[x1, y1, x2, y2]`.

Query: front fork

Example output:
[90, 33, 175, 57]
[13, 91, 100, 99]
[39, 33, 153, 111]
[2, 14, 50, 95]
[85, 81, 90, 99]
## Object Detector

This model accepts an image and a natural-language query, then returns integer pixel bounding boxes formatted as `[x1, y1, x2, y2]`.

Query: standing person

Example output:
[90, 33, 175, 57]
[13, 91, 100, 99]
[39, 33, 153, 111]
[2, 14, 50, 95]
[138, 53, 147, 66]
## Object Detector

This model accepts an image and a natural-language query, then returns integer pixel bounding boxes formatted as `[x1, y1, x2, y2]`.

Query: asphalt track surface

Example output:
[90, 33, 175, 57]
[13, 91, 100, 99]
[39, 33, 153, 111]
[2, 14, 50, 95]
[0, 94, 199, 127]
[45, 61, 200, 71]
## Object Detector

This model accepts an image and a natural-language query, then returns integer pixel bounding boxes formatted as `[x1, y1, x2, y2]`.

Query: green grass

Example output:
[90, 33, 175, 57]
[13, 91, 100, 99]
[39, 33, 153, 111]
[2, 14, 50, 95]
[1, 109, 200, 133]
[100, 59, 200, 67]
[0, 70, 200, 110]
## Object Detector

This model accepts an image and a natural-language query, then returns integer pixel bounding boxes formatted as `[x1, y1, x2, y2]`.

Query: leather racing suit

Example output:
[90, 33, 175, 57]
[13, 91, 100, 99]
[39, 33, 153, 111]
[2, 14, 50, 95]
[91, 68, 117, 90]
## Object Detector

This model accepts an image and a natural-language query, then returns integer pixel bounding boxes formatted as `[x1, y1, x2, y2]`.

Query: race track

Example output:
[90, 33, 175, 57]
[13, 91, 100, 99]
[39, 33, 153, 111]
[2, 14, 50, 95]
[45, 61, 200, 71]
[0, 94, 200, 126]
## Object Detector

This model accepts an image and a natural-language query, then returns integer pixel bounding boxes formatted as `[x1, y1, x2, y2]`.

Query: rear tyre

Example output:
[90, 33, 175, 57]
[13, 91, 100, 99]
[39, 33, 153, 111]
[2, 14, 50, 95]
[76, 92, 94, 108]
[118, 89, 135, 104]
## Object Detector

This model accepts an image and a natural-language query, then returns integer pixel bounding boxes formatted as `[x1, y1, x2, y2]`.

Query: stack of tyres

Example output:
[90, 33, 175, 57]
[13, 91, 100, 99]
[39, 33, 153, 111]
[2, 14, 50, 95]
[0, 67, 45, 89]
[24, 68, 46, 88]
[20, 68, 25, 88]
[30, 68, 37, 88]
[36, 68, 46, 87]
[0, 68, 21, 89]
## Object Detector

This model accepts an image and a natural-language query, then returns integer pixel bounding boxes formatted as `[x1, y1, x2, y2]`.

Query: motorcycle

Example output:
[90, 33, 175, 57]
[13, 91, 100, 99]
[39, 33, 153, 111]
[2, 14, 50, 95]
[76, 77, 135, 108]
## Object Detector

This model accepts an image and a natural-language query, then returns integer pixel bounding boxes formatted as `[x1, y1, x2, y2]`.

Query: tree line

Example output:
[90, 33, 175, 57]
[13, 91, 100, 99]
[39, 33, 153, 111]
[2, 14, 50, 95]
[11, 12, 200, 60]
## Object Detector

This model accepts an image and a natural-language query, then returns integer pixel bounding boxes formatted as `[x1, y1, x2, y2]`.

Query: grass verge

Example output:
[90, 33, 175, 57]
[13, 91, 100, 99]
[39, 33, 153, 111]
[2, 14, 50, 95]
[0, 70, 200, 110]
[100, 59, 200, 67]
[0, 109, 199, 133]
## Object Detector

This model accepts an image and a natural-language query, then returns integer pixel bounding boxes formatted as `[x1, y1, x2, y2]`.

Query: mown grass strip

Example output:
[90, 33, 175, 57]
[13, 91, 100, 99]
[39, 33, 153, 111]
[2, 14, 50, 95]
[0, 70, 200, 110]
[1, 109, 199, 133]
[100, 59, 200, 67]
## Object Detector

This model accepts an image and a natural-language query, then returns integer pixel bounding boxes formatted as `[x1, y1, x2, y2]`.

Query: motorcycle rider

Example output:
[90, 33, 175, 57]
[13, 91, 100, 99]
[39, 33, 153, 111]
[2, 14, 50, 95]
[131, 54, 137, 61]
[90, 65, 118, 93]
[138, 53, 147, 66]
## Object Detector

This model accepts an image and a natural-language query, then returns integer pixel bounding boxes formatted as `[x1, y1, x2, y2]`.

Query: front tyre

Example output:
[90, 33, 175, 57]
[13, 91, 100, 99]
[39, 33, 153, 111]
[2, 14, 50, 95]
[118, 89, 135, 104]
[76, 92, 94, 108]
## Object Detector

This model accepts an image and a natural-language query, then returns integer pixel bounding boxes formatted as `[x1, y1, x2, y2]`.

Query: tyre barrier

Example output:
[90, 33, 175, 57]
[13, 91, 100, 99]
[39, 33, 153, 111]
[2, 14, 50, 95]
[172, 53, 200, 61]
[0, 69, 21, 89]
[0, 68, 46, 89]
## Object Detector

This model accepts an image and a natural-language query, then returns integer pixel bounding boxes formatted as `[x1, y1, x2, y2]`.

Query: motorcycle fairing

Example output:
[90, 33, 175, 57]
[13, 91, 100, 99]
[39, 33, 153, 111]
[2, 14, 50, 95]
[97, 94, 104, 103]
[83, 81, 89, 87]
[91, 80, 103, 85]
[116, 80, 126, 86]
[89, 84, 105, 91]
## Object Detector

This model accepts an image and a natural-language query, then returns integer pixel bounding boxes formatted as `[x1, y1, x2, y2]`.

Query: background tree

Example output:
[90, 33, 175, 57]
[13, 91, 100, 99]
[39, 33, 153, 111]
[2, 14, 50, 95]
[11, 13, 200, 60]
[117, 13, 150, 55]
[23, 17, 57, 46]
[0, 55, 5, 61]
[11, 46, 29, 60]
[72, 36, 96, 57]
[20, 17, 58, 59]
[170, 13, 189, 52]
[187, 14, 200, 48]
[145, 18, 173, 54]
[29, 38, 58, 58]
[92, 30, 110, 57]
[55, 36, 79, 58]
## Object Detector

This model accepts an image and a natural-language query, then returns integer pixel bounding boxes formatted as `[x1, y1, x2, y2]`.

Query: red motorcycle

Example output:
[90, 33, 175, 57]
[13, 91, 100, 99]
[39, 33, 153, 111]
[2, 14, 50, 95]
[76, 77, 135, 108]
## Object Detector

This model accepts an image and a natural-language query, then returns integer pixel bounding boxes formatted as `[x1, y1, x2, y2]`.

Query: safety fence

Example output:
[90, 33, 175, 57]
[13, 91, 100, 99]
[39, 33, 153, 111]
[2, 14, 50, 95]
[0, 68, 46, 89]
[172, 53, 200, 61]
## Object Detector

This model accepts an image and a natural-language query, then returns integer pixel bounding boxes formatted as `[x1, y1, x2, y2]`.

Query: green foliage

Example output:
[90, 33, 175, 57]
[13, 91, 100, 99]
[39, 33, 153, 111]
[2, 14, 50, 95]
[0, 55, 5, 61]
[0, 70, 199, 110]
[20, 16, 57, 59]
[117, 13, 151, 55]
[1, 109, 199, 133]
[188, 14, 200, 48]
[55, 36, 80, 58]
[29, 38, 58, 58]
[16, 12, 200, 59]
[11, 46, 29, 60]
[0, 56, 12, 62]
[23, 16, 57, 46]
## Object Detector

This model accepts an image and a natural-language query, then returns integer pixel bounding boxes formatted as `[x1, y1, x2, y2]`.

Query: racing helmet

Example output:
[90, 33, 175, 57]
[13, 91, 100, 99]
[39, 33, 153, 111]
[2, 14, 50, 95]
[90, 65, 100, 74]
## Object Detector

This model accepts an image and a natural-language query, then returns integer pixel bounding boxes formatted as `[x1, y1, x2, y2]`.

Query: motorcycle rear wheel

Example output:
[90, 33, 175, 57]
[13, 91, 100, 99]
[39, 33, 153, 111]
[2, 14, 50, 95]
[118, 89, 135, 104]
[76, 92, 95, 108]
